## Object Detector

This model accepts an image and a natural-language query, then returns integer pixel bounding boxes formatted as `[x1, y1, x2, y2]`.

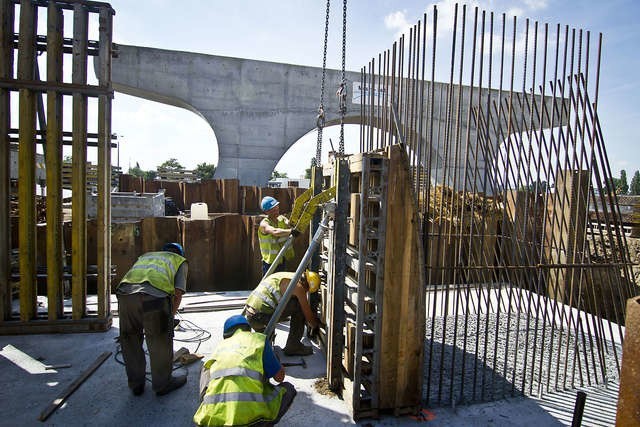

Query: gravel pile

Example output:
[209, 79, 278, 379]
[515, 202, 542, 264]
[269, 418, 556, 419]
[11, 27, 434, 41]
[423, 312, 621, 406]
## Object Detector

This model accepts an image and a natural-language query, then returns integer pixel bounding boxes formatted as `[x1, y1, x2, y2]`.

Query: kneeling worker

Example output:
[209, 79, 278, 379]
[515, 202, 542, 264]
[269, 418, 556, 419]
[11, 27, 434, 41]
[194, 315, 297, 426]
[115, 242, 188, 396]
[243, 271, 321, 356]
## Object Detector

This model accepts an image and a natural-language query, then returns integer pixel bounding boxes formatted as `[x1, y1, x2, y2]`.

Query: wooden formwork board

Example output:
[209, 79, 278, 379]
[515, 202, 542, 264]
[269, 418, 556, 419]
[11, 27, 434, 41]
[378, 146, 425, 410]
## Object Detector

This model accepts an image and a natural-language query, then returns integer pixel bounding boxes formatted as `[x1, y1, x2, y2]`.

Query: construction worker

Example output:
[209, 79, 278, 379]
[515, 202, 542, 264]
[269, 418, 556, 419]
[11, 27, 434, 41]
[243, 271, 321, 356]
[115, 242, 188, 396]
[193, 314, 297, 426]
[258, 196, 296, 275]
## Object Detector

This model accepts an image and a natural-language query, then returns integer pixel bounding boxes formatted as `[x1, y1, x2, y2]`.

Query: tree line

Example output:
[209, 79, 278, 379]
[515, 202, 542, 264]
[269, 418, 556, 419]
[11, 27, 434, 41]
[127, 158, 216, 180]
[608, 170, 640, 195]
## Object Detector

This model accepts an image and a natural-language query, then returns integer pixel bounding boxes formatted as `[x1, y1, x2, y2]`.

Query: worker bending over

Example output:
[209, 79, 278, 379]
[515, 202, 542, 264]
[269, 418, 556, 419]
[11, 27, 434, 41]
[258, 196, 295, 275]
[115, 242, 188, 396]
[194, 315, 296, 426]
[243, 271, 321, 356]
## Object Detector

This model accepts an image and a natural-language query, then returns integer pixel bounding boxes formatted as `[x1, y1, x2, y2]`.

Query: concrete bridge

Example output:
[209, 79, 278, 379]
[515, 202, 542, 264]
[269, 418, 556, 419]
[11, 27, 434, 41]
[108, 44, 362, 185]
[106, 44, 562, 187]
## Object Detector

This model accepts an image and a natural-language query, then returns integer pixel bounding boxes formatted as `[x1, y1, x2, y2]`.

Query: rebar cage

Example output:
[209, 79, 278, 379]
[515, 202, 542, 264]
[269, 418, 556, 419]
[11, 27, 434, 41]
[359, 3, 636, 406]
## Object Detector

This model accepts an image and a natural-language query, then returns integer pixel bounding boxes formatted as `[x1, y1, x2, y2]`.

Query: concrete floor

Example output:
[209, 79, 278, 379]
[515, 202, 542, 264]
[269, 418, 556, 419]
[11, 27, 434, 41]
[0, 291, 619, 426]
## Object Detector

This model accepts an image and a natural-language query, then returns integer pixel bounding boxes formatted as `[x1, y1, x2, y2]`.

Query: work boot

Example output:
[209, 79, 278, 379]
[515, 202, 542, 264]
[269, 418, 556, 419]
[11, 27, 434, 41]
[283, 342, 313, 356]
[155, 374, 187, 396]
[131, 383, 145, 396]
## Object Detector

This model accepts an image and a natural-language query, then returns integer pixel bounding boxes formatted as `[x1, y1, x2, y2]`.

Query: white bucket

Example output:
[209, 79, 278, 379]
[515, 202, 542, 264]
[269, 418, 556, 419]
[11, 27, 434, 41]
[191, 202, 208, 220]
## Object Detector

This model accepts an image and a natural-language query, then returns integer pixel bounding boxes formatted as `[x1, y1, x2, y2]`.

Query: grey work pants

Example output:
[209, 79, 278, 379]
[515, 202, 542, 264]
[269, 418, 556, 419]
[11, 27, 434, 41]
[117, 293, 174, 392]
[243, 297, 305, 349]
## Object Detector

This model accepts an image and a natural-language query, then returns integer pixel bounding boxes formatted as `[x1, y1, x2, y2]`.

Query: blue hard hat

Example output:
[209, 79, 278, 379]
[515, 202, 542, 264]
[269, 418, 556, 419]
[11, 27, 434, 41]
[223, 315, 250, 338]
[162, 242, 184, 257]
[260, 196, 279, 212]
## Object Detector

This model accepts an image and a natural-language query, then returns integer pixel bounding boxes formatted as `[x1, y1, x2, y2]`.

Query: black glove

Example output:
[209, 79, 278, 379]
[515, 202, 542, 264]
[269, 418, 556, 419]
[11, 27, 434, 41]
[307, 324, 320, 340]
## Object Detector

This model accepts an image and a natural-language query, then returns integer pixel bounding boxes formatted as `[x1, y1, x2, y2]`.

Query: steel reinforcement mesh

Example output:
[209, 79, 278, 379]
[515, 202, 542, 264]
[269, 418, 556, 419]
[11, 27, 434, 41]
[358, 3, 636, 406]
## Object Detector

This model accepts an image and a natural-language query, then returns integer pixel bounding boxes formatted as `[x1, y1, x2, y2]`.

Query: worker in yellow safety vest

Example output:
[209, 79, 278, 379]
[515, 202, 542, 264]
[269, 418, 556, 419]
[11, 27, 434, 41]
[258, 196, 295, 275]
[194, 315, 297, 426]
[243, 271, 321, 356]
[115, 242, 188, 397]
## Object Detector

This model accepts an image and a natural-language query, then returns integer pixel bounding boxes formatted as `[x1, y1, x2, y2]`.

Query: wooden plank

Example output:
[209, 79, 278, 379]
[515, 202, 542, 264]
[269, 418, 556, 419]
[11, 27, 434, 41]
[616, 297, 640, 426]
[17, 0, 38, 321]
[0, 316, 112, 335]
[38, 351, 112, 421]
[380, 145, 425, 409]
[96, 5, 113, 319]
[71, 3, 89, 320]
[0, 0, 14, 322]
[45, 2, 64, 320]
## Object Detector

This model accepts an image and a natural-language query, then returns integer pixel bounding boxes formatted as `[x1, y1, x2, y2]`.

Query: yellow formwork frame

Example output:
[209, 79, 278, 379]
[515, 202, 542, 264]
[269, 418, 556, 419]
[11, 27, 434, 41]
[0, 0, 114, 334]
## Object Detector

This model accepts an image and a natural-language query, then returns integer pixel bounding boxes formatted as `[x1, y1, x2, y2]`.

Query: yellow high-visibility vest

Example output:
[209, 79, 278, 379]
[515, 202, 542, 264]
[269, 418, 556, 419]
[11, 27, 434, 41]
[258, 215, 294, 265]
[117, 252, 186, 295]
[193, 330, 285, 426]
[245, 272, 294, 314]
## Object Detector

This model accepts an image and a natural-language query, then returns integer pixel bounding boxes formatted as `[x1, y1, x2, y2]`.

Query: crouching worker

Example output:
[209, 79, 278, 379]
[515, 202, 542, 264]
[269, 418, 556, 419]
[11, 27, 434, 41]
[194, 315, 296, 426]
[115, 242, 188, 396]
[243, 271, 321, 356]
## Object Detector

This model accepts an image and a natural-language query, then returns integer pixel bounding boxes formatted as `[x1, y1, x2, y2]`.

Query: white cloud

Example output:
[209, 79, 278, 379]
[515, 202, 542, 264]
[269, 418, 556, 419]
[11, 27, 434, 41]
[523, 0, 549, 11]
[384, 10, 412, 39]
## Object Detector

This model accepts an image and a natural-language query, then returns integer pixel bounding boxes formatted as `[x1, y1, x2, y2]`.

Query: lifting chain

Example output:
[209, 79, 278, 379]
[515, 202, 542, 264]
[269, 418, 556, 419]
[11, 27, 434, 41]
[338, 0, 347, 155]
[315, 0, 331, 167]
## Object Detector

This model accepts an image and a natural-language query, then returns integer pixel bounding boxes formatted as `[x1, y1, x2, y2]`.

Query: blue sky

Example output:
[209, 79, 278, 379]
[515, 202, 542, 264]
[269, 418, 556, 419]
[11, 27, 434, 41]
[103, 0, 639, 180]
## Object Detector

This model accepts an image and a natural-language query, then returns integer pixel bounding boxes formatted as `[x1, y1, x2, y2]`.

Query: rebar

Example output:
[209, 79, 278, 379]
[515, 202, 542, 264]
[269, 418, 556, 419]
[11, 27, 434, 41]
[359, 2, 633, 407]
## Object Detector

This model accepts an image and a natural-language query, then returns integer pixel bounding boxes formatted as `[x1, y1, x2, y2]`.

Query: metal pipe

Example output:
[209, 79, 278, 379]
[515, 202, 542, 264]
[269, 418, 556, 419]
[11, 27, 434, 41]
[264, 203, 335, 338]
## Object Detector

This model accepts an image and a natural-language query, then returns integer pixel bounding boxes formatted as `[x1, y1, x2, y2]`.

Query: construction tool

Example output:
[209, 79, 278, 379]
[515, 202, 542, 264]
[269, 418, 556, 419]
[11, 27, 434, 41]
[281, 358, 307, 369]
[261, 187, 336, 281]
[264, 202, 335, 338]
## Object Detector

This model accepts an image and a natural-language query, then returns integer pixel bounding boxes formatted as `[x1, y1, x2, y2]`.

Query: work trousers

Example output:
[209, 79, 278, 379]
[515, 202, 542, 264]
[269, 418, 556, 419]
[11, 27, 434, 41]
[261, 260, 285, 276]
[243, 297, 305, 349]
[117, 293, 174, 392]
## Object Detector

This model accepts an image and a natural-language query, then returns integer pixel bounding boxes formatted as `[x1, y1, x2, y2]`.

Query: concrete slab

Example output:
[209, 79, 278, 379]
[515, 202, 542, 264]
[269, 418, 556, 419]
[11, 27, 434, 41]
[0, 292, 618, 426]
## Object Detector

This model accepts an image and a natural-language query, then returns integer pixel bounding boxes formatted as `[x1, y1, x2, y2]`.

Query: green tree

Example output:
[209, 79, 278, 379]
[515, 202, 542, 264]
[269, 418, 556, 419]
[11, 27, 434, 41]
[630, 170, 640, 195]
[271, 170, 288, 179]
[128, 162, 157, 180]
[304, 157, 314, 179]
[618, 170, 629, 195]
[158, 158, 184, 171]
[144, 170, 157, 180]
[194, 162, 216, 180]
[128, 162, 145, 177]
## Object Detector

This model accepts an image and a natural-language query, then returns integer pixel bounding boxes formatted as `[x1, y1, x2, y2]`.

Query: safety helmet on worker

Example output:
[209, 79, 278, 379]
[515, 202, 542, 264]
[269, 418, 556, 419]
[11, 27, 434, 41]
[304, 270, 321, 293]
[261, 196, 279, 213]
[162, 242, 184, 257]
[223, 314, 251, 338]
